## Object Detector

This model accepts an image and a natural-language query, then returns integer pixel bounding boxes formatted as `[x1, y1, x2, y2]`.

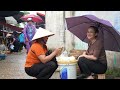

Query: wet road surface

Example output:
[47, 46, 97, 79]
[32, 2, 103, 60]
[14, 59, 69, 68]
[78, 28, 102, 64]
[0, 49, 60, 79]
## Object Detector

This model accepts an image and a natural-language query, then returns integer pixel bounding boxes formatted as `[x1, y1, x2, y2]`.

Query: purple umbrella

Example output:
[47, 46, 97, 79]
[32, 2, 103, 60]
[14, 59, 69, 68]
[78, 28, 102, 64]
[65, 14, 120, 52]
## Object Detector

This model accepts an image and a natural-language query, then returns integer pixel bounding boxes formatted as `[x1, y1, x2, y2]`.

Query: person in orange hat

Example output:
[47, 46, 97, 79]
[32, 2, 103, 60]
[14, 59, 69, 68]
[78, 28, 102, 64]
[24, 28, 62, 79]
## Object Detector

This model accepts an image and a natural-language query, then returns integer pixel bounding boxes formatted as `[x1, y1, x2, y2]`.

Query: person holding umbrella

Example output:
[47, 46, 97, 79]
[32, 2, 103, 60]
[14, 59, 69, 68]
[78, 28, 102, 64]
[24, 28, 62, 79]
[66, 14, 120, 79]
[77, 26, 107, 79]
[23, 18, 36, 54]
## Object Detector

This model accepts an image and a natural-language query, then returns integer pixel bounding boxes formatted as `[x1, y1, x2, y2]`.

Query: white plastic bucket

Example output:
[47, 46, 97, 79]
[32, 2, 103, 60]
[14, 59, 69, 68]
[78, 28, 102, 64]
[59, 63, 77, 79]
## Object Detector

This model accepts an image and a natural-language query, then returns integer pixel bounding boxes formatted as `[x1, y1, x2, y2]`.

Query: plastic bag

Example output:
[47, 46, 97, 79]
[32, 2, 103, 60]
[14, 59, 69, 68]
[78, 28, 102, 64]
[10, 44, 14, 50]
[56, 50, 68, 62]
[60, 50, 68, 57]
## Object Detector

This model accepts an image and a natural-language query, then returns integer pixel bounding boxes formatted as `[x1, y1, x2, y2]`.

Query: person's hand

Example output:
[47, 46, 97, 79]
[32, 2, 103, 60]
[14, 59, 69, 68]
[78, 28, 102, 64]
[54, 48, 62, 56]
[77, 52, 86, 60]
[77, 55, 84, 60]
[82, 51, 86, 56]
[26, 38, 28, 42]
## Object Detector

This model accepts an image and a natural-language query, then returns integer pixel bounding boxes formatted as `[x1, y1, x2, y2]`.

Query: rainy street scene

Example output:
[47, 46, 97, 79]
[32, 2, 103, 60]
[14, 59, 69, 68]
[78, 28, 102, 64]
[0, 11, 120, 79]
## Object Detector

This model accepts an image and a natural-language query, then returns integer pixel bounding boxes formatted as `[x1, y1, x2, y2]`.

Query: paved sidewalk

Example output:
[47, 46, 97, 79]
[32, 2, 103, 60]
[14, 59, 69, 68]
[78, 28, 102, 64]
[0, 49, 60, 79]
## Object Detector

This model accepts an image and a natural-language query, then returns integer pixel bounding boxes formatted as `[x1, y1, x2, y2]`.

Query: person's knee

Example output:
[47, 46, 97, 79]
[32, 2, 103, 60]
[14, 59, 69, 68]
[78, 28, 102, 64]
[48, 61, 58, 69]
[78, 57, 85, 65]
[78, 60, 81, 66]
[79, 57, 86, 61]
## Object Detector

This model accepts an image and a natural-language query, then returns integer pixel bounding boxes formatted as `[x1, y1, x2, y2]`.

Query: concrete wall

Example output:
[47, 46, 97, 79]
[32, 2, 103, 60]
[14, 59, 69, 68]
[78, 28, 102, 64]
[46, 11, 74, 51]
[106, 51, 120, 68]
[46, 11, 65, 49]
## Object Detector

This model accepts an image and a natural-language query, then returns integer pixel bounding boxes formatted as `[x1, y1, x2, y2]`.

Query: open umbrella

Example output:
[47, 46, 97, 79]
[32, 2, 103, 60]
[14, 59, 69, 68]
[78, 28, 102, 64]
[0, 22, 23, 32]
[65, 14, 120, 52]
[36, 12, 45, 28]
[0, 11, 24, 24]
[37, 12, 45, 23]
[0, 11, 19, 17]
[20, 14, 43, 23]
[5, 16, 18, 24]
[13, 12, 24, 23]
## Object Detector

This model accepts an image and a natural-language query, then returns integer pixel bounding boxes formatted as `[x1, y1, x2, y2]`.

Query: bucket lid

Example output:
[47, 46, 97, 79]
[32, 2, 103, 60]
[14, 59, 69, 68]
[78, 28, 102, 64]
[58, 63, 77, 65]
[58, 60, 77, 65]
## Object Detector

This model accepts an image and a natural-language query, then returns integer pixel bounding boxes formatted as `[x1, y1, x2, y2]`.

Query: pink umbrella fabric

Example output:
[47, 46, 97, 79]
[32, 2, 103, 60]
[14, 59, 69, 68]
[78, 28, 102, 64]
[20, 14, 43, 23]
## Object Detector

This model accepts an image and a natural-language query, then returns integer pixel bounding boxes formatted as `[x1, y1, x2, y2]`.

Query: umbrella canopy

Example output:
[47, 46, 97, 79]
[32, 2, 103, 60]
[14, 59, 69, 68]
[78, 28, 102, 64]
[20, 14, 43, 23]
[13, 12, 24, 23]
[36, 12, 45, 28]
[0, 22, 23, 32]
[66, 14, 120, 52]
[37, 12, 45, 23]
[5, 16, 18, 24]
[0, 11, 24, 24]
[0, 11, 19, 17]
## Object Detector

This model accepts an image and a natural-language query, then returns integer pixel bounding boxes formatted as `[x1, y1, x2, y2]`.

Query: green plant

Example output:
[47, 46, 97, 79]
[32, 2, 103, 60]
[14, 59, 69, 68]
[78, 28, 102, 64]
[106, 68, 120, 78]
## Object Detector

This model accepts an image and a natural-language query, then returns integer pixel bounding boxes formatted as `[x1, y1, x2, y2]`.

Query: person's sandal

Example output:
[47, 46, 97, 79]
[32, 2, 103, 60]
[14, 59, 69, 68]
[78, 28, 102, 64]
[77, 74, 89, 79]
[91, 73, 98, 79]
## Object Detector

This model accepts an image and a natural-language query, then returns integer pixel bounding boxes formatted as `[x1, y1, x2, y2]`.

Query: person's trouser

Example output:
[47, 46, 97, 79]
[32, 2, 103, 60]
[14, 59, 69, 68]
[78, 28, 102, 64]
[78, 57, 107, 76]
[25, 58, 58, 79]
[13, 41, 20, 52]
[25, 42, 32, 53]
[20, 42, 26, 50]
[25, 51, 58, 79]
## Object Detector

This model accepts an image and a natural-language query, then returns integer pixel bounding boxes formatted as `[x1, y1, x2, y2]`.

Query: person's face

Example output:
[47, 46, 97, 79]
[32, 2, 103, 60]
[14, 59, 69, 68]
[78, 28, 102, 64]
[87, 28, 97, 40]
[43, 37, 48, 44]
[27, 21, 33, 25]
